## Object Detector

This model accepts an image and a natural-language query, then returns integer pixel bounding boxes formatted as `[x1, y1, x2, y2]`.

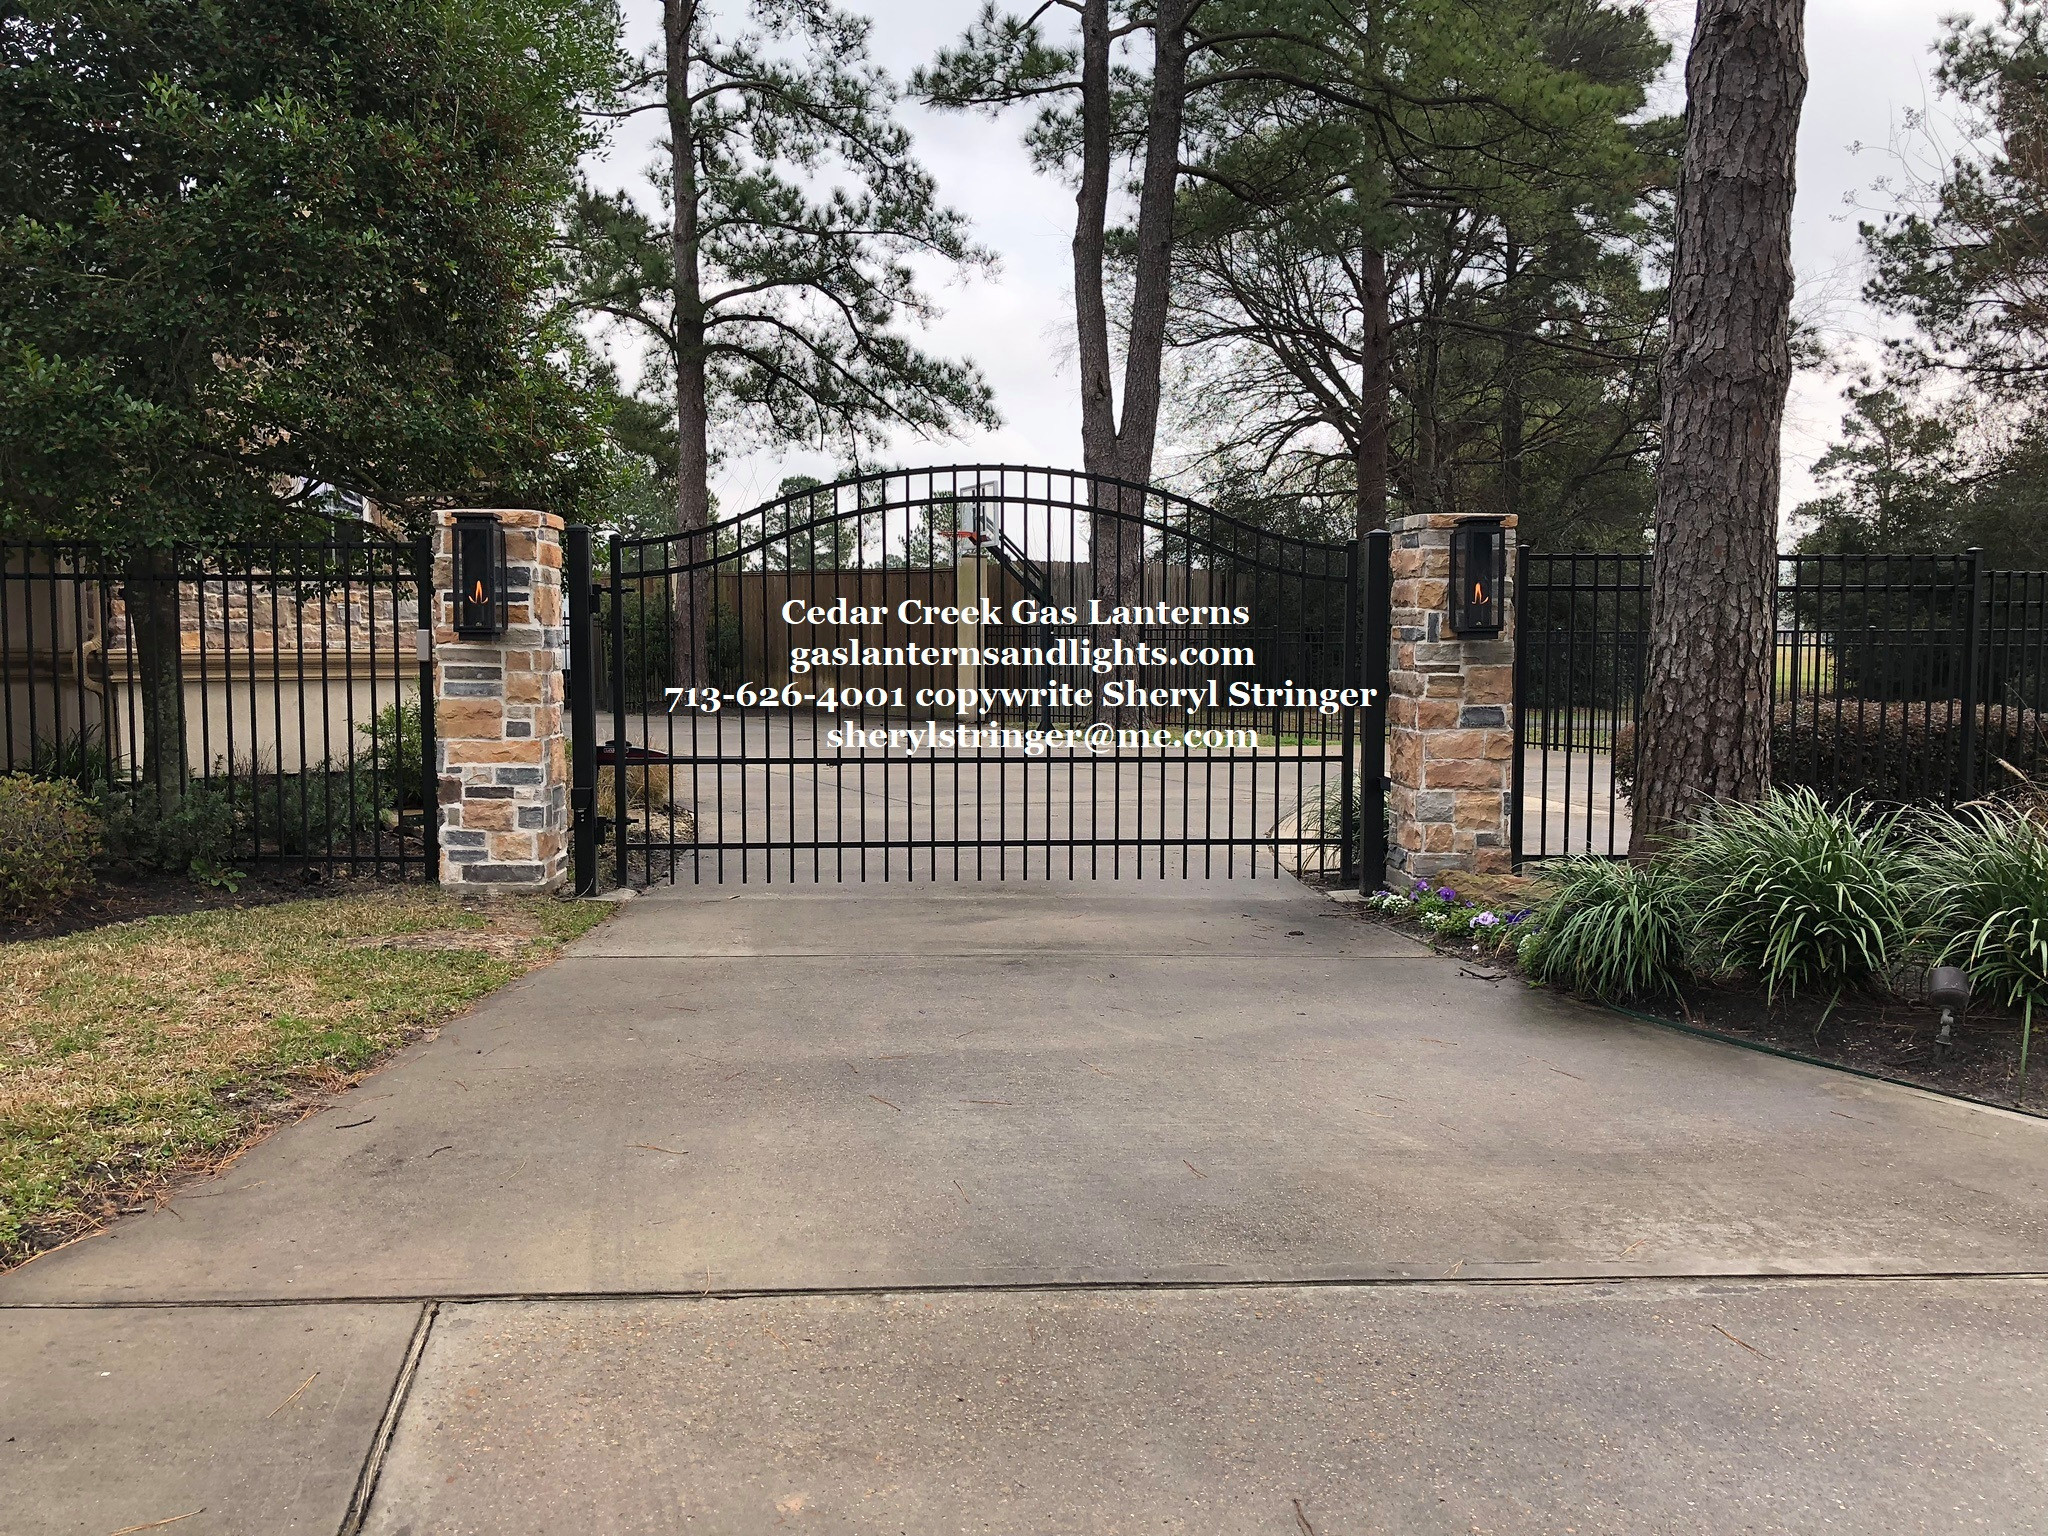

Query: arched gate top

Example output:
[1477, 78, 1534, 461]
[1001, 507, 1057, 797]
[617, 463, 1355, 580]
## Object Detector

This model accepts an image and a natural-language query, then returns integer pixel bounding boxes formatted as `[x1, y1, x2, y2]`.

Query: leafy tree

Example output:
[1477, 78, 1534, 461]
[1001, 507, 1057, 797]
[572, 0, 995, 680]
[1957, 438, 2048, 573]
[1958, 423, 2048, 567]
[925, 0, 1671, 561]
[1793, 381, 2048, 567]
[575, 363, 692, 546]
[1631, 0, 1808, 852]
[0, 0, 615, 792]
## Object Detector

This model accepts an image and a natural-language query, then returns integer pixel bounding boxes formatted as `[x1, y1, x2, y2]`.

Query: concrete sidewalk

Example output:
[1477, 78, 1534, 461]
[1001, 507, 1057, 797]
[6, 876, 2048, 1534]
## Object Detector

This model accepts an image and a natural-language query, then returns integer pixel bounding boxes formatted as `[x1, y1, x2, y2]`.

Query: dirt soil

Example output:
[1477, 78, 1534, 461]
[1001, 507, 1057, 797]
[4, 870, 355, 944]
[1348, 904, 2046, 1118]
[1645, 984, 2045, 1116]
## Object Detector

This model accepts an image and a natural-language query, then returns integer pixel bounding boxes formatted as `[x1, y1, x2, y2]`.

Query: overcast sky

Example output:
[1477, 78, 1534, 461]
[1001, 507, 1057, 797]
[593, 0, 1993, 522]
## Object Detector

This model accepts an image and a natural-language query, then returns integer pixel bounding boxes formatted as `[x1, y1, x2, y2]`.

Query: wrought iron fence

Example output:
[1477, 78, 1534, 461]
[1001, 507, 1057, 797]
[2, 534, 437, 879]
[569, 464, 1379, 886]
[1512, 549, 2048, 865]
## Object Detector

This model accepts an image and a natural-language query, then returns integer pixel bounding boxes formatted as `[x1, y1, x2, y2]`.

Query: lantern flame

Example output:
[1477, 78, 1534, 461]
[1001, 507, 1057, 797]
[1473, 580, 1484, 602]
[471, 579, 485, 604]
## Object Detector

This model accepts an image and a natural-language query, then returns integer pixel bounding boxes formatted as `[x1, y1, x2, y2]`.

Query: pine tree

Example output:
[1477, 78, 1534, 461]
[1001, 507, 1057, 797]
[572, 0, 996, 680]
[1159, 0, 1674, 546]
[1630, 0, 1808, 850]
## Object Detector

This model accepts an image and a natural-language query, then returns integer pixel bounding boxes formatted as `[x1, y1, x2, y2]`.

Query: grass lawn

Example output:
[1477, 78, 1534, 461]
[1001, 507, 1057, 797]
[0, 889, 611, 1268]
[1775, 642, 1837, 695]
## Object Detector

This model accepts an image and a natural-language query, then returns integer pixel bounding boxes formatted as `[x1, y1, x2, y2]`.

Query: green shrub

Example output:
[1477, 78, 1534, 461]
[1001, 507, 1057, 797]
[1612, 704, 2046, 807]
[101, 764, 406, 879]
[0, 775, 101, 922]
[1676, 789, 1915, 1001]
[30, 727, 119, 799]
[1912, 805, 2048, 1087]
[1518, 857, 1695, 1002]
[358, 699, 425, 810]
[242, 768, 385, 855]
[99, 781, 243, 882]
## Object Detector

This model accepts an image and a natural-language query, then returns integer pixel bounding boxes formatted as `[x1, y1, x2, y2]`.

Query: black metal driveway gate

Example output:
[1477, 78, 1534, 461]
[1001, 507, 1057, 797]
[567, 466, 1388, 887]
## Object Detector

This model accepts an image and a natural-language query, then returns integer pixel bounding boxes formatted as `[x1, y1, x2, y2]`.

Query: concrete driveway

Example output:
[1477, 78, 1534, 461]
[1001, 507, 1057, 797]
[6, 877, 2047, 1534]
[614, 709, 1351, 883]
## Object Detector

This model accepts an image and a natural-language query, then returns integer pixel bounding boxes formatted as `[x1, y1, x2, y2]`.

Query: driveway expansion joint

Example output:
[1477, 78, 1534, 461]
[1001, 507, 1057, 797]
[10, 1269, 2048, 1312]
[337, 1300, 438, 1536]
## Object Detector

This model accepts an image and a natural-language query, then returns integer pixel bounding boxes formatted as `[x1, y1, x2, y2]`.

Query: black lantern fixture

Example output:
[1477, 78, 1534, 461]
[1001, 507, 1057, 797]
[451, 512, 509, 638]
[1447, 516, 1506, 636]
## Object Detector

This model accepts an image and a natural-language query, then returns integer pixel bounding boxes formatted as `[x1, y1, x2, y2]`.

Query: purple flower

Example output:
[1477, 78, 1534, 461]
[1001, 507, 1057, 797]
[1436, 887, 1457, 902]
[1472, 911, 1501, 929]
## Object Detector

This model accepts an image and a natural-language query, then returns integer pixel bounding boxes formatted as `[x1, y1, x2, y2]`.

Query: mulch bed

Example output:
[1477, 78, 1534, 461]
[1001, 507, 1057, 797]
[1346, 902, 2046, 1117]
[1643, 982, 2045, 1113]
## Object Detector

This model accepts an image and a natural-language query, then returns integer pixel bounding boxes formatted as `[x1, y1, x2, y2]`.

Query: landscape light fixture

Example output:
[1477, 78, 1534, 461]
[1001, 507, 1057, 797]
[1928, 965, 1972, 1056]
[1448, 517, 1507, 637]
[452, 512, 509, 638]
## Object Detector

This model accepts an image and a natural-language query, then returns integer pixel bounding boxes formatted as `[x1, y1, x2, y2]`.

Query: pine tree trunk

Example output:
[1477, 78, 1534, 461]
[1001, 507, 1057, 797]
[1415, 328, 1441, 518]
[1085, 0, 1195, 629]
[1354, 245, 1391, 542]
[1072, 0, 1116, 487]
[667, 0, 711, 688]
[1069, 0, 1130, 677]
[126, 545, 187, 805]
[1109, 0, 1194, 496]
[1499, 242, 1526, 527]
[1630, 0, 1807, 852]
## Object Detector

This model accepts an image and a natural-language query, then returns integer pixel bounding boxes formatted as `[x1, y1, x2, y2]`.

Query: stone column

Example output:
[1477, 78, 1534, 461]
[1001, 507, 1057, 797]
[431, 509, 570, 891]
[1386, 512, 1517, 879]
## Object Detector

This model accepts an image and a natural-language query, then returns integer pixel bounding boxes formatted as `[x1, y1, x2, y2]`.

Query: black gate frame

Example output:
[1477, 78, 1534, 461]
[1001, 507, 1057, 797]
[567, 467, 1388, 890]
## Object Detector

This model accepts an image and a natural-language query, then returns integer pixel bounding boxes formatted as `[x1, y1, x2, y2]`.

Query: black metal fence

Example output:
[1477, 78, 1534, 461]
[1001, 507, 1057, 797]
[2, 535, 437, 879]
[568, 464, 1383, 886]
[1511, 549, 2048, 864]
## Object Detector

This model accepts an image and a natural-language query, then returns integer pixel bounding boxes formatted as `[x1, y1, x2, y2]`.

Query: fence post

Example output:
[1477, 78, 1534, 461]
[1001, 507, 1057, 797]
[1960, 546, 1985, 801]
[1362, 529, 1391, 890]
[565, 525, 598, 896]
[609, 533, 629, 890]
[1339, 538, 1360, 889]
[430, 509, 570, 891]
[1508, 542, 1529, 872]
[412, 534, 439, 882]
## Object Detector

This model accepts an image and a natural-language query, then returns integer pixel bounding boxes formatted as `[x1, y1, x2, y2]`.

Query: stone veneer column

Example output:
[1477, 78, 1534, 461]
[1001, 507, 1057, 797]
[1386, 511, 1518, 878]
[431, 509, 570, 890]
